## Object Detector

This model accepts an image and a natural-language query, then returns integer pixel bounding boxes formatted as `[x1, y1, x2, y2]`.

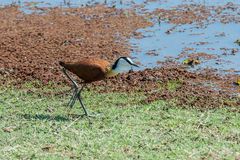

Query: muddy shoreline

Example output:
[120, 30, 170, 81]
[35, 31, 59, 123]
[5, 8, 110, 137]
[0, 4, 239, 108]
[0, 5, 151, 83]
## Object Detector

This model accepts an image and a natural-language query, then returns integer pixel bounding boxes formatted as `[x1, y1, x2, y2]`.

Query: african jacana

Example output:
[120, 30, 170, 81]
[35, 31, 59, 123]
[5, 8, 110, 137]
[59, 57, 139, 116]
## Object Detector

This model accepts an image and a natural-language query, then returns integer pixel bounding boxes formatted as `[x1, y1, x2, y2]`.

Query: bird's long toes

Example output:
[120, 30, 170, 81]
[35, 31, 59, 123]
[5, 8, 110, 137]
[86, 112, 103, 118]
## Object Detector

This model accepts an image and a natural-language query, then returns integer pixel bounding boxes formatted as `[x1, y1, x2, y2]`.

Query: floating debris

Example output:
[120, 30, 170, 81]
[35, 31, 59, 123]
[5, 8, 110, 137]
[182, 58, 201, 66]
[233, 79, 240, 86]
[234, 39, 240, 46]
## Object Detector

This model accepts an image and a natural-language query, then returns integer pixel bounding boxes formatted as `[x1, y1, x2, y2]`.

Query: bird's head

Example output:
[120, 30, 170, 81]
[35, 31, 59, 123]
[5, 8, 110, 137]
[106, 57, 139, 77]
[111, 57, 139, 70]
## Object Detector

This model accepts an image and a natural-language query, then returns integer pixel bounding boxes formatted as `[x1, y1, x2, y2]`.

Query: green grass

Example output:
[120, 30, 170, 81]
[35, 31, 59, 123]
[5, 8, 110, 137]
[0, 85, 240, 159]
[166, 80, 182, 92]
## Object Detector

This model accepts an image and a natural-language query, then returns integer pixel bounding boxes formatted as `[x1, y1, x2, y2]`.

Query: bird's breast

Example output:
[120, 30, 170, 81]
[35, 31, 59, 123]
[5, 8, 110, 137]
[105, 68, 119, 77]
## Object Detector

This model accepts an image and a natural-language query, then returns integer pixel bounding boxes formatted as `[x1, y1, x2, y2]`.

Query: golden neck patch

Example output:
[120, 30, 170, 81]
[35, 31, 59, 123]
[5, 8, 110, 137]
[106, 67, 119, 77]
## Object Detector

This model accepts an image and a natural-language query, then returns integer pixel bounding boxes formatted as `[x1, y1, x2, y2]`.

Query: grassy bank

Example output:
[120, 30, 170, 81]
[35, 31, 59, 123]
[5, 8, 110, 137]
[0, 85, 240, 159]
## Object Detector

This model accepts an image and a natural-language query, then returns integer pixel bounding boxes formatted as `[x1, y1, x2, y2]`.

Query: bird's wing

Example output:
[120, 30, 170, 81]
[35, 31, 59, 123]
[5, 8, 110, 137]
[61, 59, 110, 82]
[78, 63, 106, 82]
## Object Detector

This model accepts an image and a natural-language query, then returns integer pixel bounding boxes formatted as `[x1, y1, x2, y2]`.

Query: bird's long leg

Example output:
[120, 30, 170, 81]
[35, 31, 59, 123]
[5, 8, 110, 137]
[76, 83, 89, 116]
[67, 89, 75, 106]
[68, 88, 78, 108]
[76, 84, 101, 118]
[62, 68, 98, 118]
[61, 68, 79, 108]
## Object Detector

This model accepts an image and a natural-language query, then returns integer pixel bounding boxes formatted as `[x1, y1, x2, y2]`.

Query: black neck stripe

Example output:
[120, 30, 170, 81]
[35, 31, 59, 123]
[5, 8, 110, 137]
[112, 57, 133, 70]
[112, 58, 121, 70]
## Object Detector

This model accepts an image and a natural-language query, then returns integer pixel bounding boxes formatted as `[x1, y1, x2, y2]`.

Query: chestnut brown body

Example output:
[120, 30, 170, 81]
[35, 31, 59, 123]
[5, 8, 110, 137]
[59, 58, 111, 83]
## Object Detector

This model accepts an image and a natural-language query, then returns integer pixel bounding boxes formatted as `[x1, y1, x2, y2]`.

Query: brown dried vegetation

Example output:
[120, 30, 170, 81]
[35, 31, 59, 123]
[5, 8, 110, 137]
[94, 67, 240, 109]
[153, 4, 210, 24]
[0, 5, 151, 83]
[0, 5, 239, 108]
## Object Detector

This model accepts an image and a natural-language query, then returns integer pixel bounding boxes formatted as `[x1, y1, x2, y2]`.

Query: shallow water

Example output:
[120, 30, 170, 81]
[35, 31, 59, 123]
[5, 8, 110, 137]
[131, 22, 240, 71]
[2, 0, 240, 8]
[1, 0, 240, 73]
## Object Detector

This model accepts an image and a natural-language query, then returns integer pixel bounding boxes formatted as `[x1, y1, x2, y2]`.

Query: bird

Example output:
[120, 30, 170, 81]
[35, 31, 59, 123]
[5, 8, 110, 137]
[59, 57, 139, 116]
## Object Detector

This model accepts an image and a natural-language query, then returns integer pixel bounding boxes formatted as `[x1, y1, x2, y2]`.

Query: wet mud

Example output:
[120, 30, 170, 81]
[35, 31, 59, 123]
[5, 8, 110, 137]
[151, 2, 240, 25]
[0, 5, 151, 83]
[0, 4, 240, 108]
[95, 65, 240, 109]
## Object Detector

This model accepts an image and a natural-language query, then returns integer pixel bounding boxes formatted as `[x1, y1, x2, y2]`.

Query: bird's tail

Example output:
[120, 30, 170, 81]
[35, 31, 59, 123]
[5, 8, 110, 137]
[59, 61, 65, 67]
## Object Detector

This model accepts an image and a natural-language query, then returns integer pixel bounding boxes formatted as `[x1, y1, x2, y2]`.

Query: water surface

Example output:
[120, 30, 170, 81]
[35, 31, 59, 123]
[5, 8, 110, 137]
[1, 0, 240, 73]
